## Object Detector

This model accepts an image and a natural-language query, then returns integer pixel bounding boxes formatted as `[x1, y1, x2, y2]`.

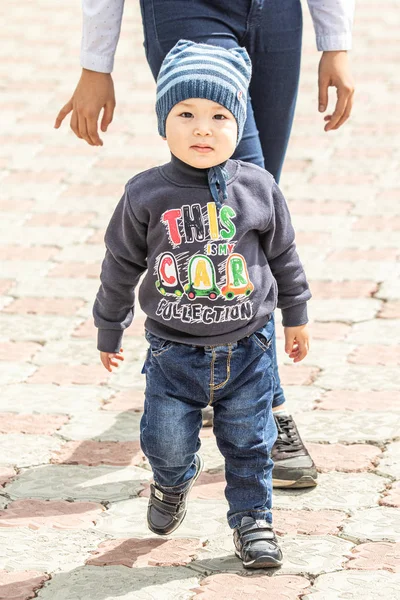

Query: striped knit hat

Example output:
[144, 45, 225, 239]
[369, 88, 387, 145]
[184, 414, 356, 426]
[156, 39, 252, 144]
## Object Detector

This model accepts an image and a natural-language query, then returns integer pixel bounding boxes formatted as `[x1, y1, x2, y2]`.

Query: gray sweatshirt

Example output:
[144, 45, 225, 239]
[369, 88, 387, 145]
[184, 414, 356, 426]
[94, 154, 311, 352]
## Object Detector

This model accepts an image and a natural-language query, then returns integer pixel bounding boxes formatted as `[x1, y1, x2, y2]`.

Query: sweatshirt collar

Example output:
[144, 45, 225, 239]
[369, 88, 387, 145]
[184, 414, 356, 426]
[161, 152, 231, 186]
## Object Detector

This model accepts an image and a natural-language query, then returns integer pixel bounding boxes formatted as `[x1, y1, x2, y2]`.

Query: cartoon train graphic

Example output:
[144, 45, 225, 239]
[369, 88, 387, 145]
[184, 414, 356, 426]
[221, 253, 254, 299]
[155, 252, 185, 297]
[184, 255, 220, 300]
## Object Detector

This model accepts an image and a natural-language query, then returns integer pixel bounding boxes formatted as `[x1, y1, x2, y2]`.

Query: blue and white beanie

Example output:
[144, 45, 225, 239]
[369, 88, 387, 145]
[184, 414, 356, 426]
[156, 39, 252, 145]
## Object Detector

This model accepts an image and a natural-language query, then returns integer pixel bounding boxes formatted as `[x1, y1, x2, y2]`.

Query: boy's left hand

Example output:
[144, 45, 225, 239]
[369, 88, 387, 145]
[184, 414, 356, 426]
[284, 325, 309, 363]
[100, 348, 124, 372]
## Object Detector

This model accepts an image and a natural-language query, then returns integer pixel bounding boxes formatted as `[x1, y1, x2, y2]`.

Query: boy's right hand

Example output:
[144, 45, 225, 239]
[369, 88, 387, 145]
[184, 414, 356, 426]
[54, 68, 116, 146]
[100, 348, 124, 372]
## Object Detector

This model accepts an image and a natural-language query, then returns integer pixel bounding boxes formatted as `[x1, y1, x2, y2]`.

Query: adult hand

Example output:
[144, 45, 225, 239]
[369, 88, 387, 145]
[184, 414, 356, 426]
[54, 68, 116, 146]
[318, 50, 355, 132]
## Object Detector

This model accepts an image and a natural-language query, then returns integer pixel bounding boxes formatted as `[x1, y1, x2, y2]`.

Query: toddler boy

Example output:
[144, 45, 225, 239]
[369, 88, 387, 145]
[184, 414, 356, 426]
[94, 39, 311, 568]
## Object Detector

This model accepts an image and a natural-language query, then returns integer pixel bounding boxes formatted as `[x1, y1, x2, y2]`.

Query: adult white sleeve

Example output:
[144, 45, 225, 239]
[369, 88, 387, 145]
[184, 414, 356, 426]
[80, 0, 125, 73]
[306, 0, 355, 51]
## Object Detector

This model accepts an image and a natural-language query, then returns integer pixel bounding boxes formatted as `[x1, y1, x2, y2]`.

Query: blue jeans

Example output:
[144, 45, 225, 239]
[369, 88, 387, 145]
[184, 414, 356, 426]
[139, 0, 303, 408]
[140, 317, 278, 529]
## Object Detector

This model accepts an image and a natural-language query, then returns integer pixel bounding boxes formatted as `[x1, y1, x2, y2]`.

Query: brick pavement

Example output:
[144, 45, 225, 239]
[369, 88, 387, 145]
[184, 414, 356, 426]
[0, 1, 399, 598]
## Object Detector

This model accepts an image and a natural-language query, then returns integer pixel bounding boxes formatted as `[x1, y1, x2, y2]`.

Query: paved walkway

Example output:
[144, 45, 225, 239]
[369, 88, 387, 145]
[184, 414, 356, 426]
[1, 1, 399, 598]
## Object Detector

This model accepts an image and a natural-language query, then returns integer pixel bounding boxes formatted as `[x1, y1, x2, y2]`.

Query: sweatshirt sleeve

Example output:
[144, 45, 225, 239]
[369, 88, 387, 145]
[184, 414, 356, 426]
[80, 0, 125, 73]
[307, 0, 355, 51]
[93, 186, 147, 352]
[260, 181, 311, 327]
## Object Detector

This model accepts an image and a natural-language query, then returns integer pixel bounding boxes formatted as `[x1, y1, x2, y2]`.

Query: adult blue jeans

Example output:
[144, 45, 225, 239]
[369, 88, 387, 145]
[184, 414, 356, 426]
[139, 0, 303, 408]
[140, 317, 277, 529]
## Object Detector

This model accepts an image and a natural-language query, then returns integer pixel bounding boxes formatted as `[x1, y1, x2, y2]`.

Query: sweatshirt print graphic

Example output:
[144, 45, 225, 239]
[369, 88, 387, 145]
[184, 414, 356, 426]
[93, 157, 311, 352]
[155, 200, 255, 326]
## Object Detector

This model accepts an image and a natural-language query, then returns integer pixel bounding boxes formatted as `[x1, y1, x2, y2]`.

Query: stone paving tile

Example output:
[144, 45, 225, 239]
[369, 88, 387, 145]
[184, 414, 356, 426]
[316, 390, 400, 412]
[344, 542, 400, 573]
[0, 341, 41, 362]
[0, 499, 105, 530]
[273, 509, 346, 536]
[35, 565, 199, 600]
[51, 440, 145, 467]
[305, 442, 381, 473]
[347, 319, 400, 345]
[341, 507, 400, 543]
[309, 321, 351, 341]
[0, 570, 50, 600]
[278, 365, 319, 386]
[302, 570, 400, 600]
[86, 537, 203, 568]
[0, 314, 80, 342]
[190, 574, 311, 599]
[348, 344, 400, 366]
[198, 437, 224, 473]
[274, 472, 387, 511]
[4, 297, 85, 316]
[315, 365, 400, 391]
[292, 341, 353, 371]
[0, 435, 62, 468]
[0, 225, 91, 246]
[0, 279, 14, 295]
[5, 465, 152, 502]
[0, 363, 36, 386]
[48, 261, 100, 279]
[292, 410, 400, 443]
[0, 384, 111, 415]
[380, 482, 400, 508]
[0, 467, 17, 488]
[310, 298, 381, 322]
[0, 413, 69, 434]
[0, 528, 109, 572]
[28, 364, 109, 385]
[57, 410, 142, 441]
[32, 339, 102, 365]
[0, 245, 59, 261]
[101, 389, 145, 412]
[377, 442, 400, 479]
[379, 300, 400, 318]
[11, 278, 98, 302]
[95, 498, 229, 539]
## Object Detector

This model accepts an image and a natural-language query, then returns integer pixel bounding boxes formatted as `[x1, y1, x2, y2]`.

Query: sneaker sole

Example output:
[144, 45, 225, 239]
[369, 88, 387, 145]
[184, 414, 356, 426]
[148, 454, 204, 536]
[272, 474, 318, 489]
[235, 549, 283, 569]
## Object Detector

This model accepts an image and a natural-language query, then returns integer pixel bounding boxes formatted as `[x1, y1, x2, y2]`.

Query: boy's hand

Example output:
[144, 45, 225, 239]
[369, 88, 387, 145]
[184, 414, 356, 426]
[100, 348, 124, 372]
[284, 326, 309, 363]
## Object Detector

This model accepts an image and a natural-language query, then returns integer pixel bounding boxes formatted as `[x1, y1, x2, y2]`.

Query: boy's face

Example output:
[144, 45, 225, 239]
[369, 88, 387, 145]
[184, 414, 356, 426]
[163, 98, 238, 169]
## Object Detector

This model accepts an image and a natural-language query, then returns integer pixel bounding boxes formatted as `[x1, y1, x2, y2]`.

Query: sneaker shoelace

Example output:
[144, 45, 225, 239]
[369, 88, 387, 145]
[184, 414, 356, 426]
[274, 414, 303, 453]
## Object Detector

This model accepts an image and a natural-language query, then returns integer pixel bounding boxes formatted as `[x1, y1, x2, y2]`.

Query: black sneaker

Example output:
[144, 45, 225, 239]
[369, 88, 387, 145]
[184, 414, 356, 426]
[272, 413, 318, 488]
[234, 517, 283, 569]
[147, 454, 204, 535]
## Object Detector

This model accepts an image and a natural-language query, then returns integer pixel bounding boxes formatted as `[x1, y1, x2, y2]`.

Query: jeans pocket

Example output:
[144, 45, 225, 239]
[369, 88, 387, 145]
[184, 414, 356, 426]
[145, 330, 174, 357]
[251, 318, 274, 352]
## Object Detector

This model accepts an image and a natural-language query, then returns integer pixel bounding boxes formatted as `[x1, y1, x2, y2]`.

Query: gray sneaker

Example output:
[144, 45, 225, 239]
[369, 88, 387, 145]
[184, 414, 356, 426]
[234, 517, 283, 569]
[147, 454, 204, 535]
[272, 413, 318, 488]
